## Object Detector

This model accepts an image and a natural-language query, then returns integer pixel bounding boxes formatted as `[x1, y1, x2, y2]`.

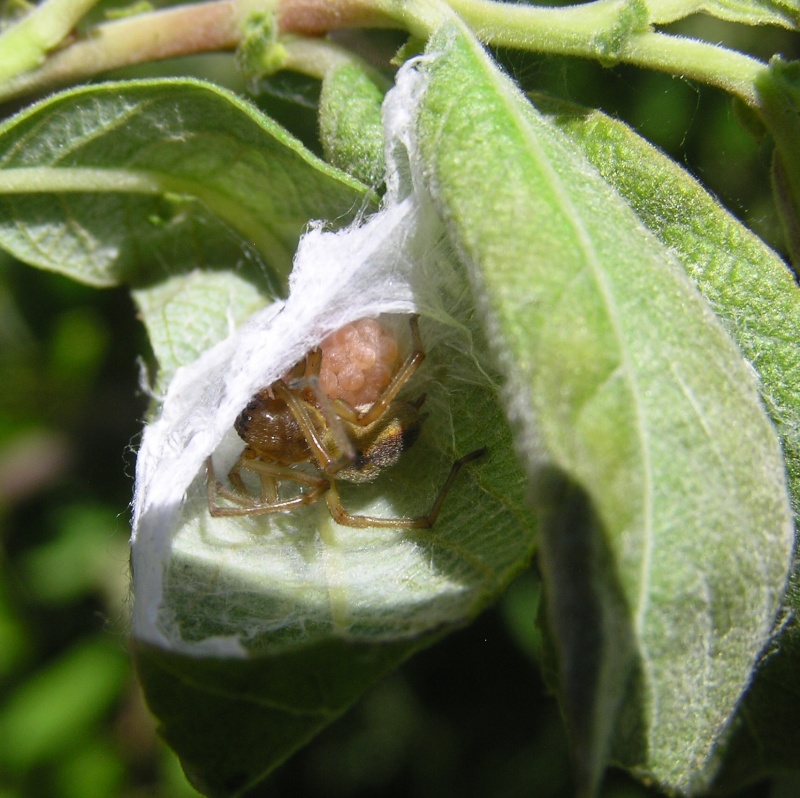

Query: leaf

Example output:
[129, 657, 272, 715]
[0, 79, 369, 289]
[536, 92, 800, 789]
[410, 18, 794, 796]
[538, 95, 800, 534]
[133, 637, 427, 798]
[130, 71, 536, 793]
[646, 0, 799, 27]
[319, 63, 387, 186]
[132, 270, 269, 393]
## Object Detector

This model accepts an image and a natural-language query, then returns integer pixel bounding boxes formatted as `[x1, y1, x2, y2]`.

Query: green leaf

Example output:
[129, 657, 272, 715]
[134, 322, 533, 793]
[646, 0, 799, 27]
[319, 62, 387, 187]
[536, 91, 800, 788]
[537, 94, 800, 532]
[0, 78, 369, 289]
[133, 297, 533, 791]
[133, 637, 426, 798]
[129, 86, 536, 791]
[411, 19, 793, 796]
[0, 637, 128, 772]
[132, 270, 269, 393]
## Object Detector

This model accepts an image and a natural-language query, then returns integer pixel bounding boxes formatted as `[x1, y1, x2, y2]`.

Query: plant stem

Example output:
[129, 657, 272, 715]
[274, 0, 394, 35]
[618, 31, 766, 106]
[0, 0, 774, 112]
[0, 0, 242, 102]
[0, 0, 102, 83]
[449, 0, 639, 54]
[446, 0, 767, 106]
[279, 36, 390, 88]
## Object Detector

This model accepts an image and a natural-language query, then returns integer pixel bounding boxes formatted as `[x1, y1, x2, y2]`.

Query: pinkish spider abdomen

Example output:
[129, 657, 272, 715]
[319, 318, 400, 407]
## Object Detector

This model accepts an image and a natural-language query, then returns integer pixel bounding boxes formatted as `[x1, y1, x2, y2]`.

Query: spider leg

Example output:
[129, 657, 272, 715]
[229, 449, 280, 502]
[273, 380, 355, 474]
[206, 456, 330, 517]
[303, 347, 322, 380]
[324, 447, 487, 529]
[287, 346, 358, 471]
[342, 314, 426, 428]
[227, 458, 249, 494]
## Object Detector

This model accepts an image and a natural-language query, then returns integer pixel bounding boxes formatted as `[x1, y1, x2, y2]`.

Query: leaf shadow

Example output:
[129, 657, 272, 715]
[534, 468, 644, 798]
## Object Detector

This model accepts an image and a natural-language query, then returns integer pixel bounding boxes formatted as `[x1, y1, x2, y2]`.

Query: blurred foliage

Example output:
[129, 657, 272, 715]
[0, 256, 198, 797]
[0, 9, 798, 798]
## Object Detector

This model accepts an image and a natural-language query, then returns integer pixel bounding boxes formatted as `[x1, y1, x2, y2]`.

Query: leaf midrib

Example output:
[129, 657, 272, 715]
[476, 41, 656, 638]
[0, 165, 291, 267]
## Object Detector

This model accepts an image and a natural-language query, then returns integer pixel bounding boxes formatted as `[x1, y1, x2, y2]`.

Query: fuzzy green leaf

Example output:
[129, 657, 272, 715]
[412, 19, 793, 796]
[134, 310, 534, 794]
[128, 70, 536, 793]
[0, 79, 369, 289]
[538, 94, 800, 537]
[319, 63, 387, 186]
[133, 637, 426, 798]
[538, 91, 800, 790]
[646, 0, 799, 27]
[132, 270, 269, 393]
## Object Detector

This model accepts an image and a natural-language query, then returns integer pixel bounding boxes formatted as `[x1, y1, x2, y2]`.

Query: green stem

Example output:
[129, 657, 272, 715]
[0, 0, 102, 83]
[369, 0, 767, 107]
[619, 31, 766, 106]
[449, 0, 640, 53]
[0, 0, 242, 102]
[279, 37, 364, 80]
[0, 0, 777, 113]
[446, 0, 767, 106]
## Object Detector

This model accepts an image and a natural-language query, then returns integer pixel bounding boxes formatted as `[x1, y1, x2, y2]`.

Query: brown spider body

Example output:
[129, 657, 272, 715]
[207, 316, 485, 528]
[234, 389, 424, 482]
[234, 393, 312, 467]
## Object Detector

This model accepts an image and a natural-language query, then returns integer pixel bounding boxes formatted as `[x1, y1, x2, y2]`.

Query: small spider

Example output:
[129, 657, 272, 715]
[206, 315, 485, 528]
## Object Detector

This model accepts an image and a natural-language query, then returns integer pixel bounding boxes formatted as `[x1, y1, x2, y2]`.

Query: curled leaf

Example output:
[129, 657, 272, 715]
[319, 62, 387, 186]
[533, 90, 800, 791]
[408, 18, 794, 796]
[131, 65, 534, 793]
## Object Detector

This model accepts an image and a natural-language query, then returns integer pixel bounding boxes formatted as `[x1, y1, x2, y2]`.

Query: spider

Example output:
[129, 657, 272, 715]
[206, 315, 485, 528]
